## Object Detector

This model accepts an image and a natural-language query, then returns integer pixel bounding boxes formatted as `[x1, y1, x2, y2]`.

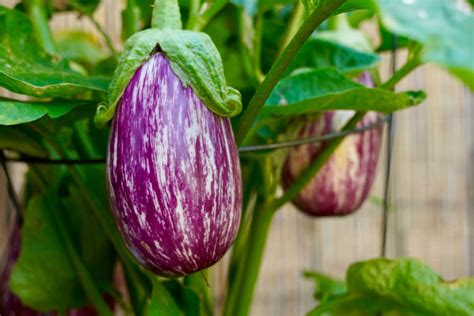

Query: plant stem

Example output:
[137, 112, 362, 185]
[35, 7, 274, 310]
[151, 0, 182, 29]
[226, 112, 366, 316]
[276, 1, 305, 58]
[379, 55, 421, 90]
[226, 201, 277, 316]
[23, 0, 57, 55]
[185, 0, 201, 30]
[190, 0, 229, 31]
[69, 2, 118, 55]
[53, 202, 114, 316]
[224, 157, 276, 316]
[234, 0, 346, 146]
[253, 12, 264, 82]
[88, 14, 118, 56]
[122, 0, 142, 40]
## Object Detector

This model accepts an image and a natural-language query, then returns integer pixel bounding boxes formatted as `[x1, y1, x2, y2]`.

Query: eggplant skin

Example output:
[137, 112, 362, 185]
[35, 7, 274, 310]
[107, 54, 242, 277]
[282, 73, 382, 217]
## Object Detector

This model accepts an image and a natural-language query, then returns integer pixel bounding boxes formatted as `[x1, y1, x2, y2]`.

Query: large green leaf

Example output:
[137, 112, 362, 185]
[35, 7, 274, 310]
[0, 6, 110, 99]
[9, 195, 88, 311]
[306, 258, 474, 316]
[0, 98, 91, 126]
[374, 0, 474, 90]
[286, 38, 380, 75]
[263, 68, 425, 117]
[346, 258, 474, 315]
[9, 183, 115, 311]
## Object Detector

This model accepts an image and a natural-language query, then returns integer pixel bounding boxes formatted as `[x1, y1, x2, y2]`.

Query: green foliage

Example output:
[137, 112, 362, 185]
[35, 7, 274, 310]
[0, 125, 47, 156]
[374, 0, 474, 90]
[303, 271, 347, 302]
[144, 279, 183, 316]
[55, 30, 108, 70]
[231, 0, 296, 16]
[286, 38, 380, 75]
[0, 6, 110, 99]
[163, 278, 212, 316]
[9, 190, 115, 311]
[0, 98, 90, 125]
[52, 0, 102, 15]
[263, 68, 425, 117]
[306, 258, 474, 316]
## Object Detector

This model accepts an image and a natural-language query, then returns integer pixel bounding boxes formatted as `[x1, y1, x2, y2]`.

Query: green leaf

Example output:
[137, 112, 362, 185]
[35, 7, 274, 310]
[9, 195, 88, 311]
[307, 294, 418, 316]
[263, 68, 425, 117]
[0, 98, 90, 126]
[184, 272, 213, 316]
[304, 271, 347, 302]
[334, 0, 375, 15]
[307, 258, 474, 316]
[0, 6, 110, 98]
[302, 0, 375, 15]
[55, 30, 107, 69]
[346, 258, 474, 316]
[317, 14, 373, 52]
[9, 177, 114, 311]
[376, 23, 410, 52]
[96, 28, 242, 125]
[63, 183, 115, 287]
[287, 38, 380, 75]
[0, 125, 48, 157]
[145, 279, 183, 316]
[374, 0, 474, 90]
[163, 279, 205, 316]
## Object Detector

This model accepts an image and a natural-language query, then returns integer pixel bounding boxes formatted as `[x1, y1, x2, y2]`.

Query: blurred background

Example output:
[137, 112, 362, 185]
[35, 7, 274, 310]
[0, 0, 472, 315]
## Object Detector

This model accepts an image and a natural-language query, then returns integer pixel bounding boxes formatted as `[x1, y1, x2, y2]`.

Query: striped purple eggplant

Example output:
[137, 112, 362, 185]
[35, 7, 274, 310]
[107, 53, 242, 277]
[282, 73, 383, 216]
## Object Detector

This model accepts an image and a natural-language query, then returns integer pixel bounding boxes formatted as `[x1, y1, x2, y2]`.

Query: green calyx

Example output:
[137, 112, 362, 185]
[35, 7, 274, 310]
[95, 0, 242, 126]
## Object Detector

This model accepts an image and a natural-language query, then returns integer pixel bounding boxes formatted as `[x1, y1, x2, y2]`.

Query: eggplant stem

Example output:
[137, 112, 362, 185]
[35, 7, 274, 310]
[151, 0, 182, 30]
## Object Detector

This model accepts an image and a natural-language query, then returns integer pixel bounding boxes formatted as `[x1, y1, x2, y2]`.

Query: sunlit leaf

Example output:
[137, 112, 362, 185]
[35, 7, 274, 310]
[0, 7, 110, 99]
[0, 98, 91, 126]
[264, 69, 425, 117]
[374, 0, 474, 90]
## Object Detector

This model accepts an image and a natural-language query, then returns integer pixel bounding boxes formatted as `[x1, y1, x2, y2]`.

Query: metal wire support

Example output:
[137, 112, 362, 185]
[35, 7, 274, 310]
[380, 35, 398, 258]
[3, 115, 388, 165]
